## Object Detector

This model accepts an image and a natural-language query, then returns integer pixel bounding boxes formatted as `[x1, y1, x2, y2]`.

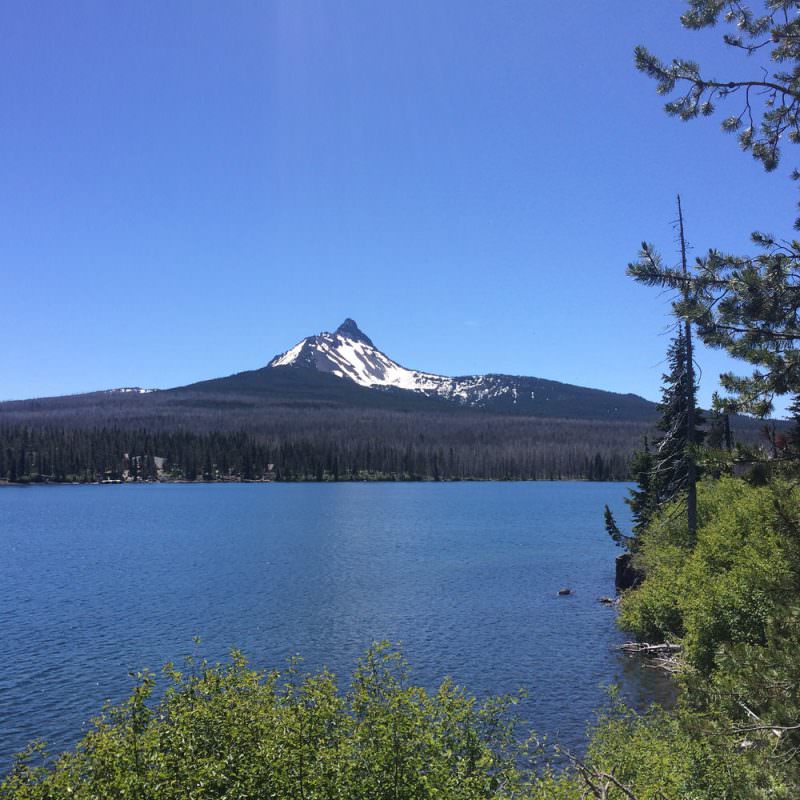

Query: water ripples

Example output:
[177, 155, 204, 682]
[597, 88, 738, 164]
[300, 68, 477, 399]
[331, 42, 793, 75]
[0, 482, 668, 773]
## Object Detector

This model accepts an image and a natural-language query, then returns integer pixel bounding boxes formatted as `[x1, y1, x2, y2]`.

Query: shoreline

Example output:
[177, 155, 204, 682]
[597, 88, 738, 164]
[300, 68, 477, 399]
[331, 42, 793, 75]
[0, 476, 632, 488]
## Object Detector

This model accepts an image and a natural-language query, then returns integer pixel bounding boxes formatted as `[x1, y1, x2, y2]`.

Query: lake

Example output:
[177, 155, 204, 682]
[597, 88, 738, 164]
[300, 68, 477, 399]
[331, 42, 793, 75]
[0, 482, 667, 772]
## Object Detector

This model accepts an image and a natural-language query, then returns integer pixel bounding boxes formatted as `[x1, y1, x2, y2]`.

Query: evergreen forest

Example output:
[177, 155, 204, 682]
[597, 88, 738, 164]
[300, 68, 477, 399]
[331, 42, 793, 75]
[0, 420, 642, 483]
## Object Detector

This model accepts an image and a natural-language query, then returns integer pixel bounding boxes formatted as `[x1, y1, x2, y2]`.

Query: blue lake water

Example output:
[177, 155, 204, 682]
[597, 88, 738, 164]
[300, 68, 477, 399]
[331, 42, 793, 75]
[0, 482, 666, 772]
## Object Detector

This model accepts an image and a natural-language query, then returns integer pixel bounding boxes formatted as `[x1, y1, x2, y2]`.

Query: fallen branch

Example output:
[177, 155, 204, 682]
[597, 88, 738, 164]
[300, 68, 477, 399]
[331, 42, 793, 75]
[617, 642, 682, 655]
[734, 701, 796, 739]
[642, 657, 682, 674]
[732, 722, 800, 735]
[562, 749, 645, 800]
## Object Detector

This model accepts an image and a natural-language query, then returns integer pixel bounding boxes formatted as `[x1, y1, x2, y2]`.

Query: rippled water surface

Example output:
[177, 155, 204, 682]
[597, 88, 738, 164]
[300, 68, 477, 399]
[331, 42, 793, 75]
[0, 482, 666, 771]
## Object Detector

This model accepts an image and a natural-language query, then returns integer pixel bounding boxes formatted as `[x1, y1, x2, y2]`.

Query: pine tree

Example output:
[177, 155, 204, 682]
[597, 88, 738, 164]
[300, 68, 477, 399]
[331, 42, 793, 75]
[625, 438, 655, 537]
[635, 2, 800, 225]
[650, 330, 705, 521]
[607, 198, 705, 546]
[605, 329, 705, 548]
[631, 3, 800, 413]
[603, 504, 631, 549]
[628, 197, 704, 543]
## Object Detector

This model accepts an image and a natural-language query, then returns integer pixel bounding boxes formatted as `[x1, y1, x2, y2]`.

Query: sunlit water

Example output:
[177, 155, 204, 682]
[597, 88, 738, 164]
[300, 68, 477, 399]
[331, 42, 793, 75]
[0, 482, 669, 772]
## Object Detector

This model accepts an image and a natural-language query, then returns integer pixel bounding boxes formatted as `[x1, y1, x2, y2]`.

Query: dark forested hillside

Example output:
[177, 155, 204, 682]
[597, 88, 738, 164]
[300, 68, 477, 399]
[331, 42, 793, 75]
[1, 363, 660, 422]
[180, 363, 661, 421]
[0, 368, 770, 484]
[0, 315, 774, 485]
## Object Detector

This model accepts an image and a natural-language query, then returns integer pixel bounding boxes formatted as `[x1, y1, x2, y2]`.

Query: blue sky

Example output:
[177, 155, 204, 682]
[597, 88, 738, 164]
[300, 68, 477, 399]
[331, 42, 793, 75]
[1, 1, 795, 413]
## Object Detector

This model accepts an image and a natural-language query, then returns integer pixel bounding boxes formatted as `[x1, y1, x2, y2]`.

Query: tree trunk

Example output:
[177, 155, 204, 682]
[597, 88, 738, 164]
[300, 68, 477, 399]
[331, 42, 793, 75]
[677, 195, 697, 544]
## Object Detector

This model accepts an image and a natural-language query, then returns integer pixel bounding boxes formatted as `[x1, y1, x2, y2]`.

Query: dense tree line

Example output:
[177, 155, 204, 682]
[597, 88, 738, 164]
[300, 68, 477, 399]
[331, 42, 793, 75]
[0, 421, 636, 483]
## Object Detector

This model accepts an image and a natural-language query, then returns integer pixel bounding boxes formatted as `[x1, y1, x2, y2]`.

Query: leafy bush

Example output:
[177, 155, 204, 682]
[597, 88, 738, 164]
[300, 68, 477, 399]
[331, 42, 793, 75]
[0, 643, 532, 800]
[1, 640, 774, 800]
[613, 474, 800, 796]
[619, 477, 798, 674]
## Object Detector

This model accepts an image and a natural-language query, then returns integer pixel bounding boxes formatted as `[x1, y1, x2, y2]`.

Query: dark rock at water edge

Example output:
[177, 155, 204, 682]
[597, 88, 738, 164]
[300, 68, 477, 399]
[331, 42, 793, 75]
[615, 552, 643, 591]
[598, 596, 615, 605]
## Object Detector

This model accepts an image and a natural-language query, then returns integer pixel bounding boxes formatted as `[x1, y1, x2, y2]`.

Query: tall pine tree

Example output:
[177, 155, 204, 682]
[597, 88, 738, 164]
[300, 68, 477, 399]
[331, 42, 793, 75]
[605, 330, 705, 549]
[649, 329, 705, 519]
[606, 198, 705, 547]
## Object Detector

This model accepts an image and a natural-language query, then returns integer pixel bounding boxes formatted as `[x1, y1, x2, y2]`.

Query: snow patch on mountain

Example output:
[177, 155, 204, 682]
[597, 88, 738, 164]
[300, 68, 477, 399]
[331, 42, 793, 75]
[271, 340, 306, 368]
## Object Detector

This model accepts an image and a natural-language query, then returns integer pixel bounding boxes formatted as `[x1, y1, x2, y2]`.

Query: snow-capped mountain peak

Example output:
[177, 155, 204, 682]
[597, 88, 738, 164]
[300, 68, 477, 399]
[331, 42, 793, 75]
[268, 319, 445, 392]
[267, 319, 527, 408]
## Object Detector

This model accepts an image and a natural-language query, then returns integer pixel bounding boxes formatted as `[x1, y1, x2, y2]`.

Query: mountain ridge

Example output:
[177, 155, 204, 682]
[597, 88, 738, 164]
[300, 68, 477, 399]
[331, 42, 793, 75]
[262, 318, 655, 419]
[0, 318, 772, 482]
[0, 317, 660, 423]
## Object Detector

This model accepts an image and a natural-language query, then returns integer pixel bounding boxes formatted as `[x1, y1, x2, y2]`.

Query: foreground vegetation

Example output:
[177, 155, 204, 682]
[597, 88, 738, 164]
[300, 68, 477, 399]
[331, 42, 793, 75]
[0, 645, 533, 800]
[612, 472, 800, 797]
[0, 643, 759, 800]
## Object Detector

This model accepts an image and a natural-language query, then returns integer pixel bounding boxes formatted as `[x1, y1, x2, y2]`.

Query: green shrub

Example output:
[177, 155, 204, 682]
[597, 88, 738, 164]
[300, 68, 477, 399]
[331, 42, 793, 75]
[619, 477, 798, 674]
[0, 644, 532, 800]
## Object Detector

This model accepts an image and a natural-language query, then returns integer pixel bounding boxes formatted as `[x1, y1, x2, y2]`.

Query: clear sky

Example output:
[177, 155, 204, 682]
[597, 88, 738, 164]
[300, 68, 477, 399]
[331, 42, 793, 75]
[1, 1, 795, 413]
